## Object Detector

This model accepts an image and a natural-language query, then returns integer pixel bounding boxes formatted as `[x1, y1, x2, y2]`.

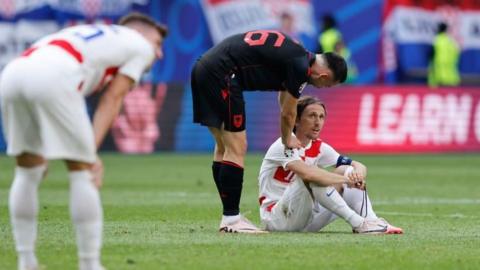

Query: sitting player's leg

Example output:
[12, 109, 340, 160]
[310, 183, 400, 234]
[342, 186, 378, 220]
[310, 184, 364, 229]
[66, 160, 103, 270]
[337, 166, 403, 234]
[9, 153, 47, 270]
[264, 180, 314, 232]
[303, 203, 337, 232]
[332, 165, 377, 219]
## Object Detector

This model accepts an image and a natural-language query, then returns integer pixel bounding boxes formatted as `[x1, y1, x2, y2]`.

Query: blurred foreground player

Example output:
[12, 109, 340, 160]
[191, 30, 347, 233]
[258, 96, 403, 234]
[0, 13, 167, 270]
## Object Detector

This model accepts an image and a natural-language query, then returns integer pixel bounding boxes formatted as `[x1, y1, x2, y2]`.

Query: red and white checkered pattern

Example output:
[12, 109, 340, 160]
[0, 0, 16, 18]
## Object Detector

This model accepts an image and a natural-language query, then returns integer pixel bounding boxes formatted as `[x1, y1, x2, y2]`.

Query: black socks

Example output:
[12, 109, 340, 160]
[212, 161, 222, 194]
[212, 161, 244, 216]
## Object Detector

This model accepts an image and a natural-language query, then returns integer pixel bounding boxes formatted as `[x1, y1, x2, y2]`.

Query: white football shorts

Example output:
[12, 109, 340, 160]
[0, 47, 96, 163]
[261, 179, 338, 232]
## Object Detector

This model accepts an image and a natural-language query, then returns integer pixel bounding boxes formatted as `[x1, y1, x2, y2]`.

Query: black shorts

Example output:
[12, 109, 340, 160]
[191, 61, 246, 132]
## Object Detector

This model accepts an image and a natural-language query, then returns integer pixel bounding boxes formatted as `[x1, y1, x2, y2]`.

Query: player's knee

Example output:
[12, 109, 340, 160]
[333, 183, 344, 194]
[215, 143, 226, 156]
[65, 160, 93, 171]
[333, 165, 353, 176]
[235, 139, 247, 156]
[224, 141, 247, 164]
[227, 146, 246, 159]
[226, 138, 247, 156]
[16, 152, 46, 168]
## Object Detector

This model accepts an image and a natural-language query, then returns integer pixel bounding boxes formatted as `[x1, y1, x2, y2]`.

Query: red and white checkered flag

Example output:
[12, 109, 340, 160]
[0, 0, 16, 18]
[81, 0, 102, 18]
[438, 5, 463, 48]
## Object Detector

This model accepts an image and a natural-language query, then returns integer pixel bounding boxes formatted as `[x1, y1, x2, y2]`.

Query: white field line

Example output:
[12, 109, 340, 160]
[376, 211, 479, 219]
[135, 195, 480, 205]
[138, 194, 480, 205]
[374, 198, 480, 205]
[149, 191, 213, 197]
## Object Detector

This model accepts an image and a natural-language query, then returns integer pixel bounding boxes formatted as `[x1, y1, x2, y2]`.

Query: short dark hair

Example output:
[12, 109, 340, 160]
[323, 52, 347, 83]
[294, 95, 327, 133]
[280, 12, 293, 20]
[437, 22, 448, 34]
[118, 12, 168, 38]
[297, 95, 327, 118]
[322, 14, 336, 30]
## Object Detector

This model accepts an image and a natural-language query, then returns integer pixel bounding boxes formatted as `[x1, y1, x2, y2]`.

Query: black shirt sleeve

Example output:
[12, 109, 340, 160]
[283, 55, 310, 98]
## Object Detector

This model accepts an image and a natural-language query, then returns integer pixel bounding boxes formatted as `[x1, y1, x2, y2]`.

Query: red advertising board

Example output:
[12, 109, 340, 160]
[312, 86, 480, 153]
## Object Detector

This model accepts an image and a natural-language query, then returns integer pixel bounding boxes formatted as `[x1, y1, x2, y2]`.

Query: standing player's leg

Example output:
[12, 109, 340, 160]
[208, 127, 224, 197]
[217, 129, 264, 233]
[219, 129, 247, 216]
[46, 96, 103, 270]
[33, 66, 105, 269]
[1, 59, 46, 270]
[217, 76, 247, 219]
[9, 153, 47, 270]
[65, 160, 103, 270]
[192, 62, 232, 224]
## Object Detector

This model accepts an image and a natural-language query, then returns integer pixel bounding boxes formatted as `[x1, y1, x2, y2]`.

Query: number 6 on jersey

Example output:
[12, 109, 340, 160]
[244, 30, 285, 47]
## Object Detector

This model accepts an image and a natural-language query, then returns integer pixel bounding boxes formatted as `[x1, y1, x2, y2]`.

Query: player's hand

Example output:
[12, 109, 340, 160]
[355, 179, 366, 190]
[42, 162, 49, 180]
[346, 171, 366, 190]
[284, 136, 302, 149]
[91, 157, 104, 189]
[352, 161, 367, 181]
[344, 175, 356, 188]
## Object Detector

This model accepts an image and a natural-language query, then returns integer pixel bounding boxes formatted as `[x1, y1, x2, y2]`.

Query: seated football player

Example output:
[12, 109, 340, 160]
[258, 95, 403, 234]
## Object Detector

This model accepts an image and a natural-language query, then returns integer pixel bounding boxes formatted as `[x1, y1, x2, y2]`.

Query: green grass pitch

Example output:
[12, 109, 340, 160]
[1, 153, 479, 269]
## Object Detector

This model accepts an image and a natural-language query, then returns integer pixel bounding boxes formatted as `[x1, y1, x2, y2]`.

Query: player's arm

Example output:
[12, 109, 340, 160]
[92, 74, 134, 148]
[350, 160, 367, 189]
[286, 160, 355, 187]
[334, 152, 367, 182]
[334, 155, 368, 190]
[278, 91, 301, 148]
[90, 75, 132, 189]
[93, 35, 155, 148]
[351, 160, 367, 179]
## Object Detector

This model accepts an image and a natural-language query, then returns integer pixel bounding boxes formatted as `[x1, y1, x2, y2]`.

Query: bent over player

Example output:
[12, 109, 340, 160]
[0, 13, 167, 270]
[191, 30, 347, 233]
[258, 96, 403, 233]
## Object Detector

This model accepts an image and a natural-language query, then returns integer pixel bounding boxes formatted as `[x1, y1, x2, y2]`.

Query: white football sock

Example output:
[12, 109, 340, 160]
[9, 165, 46, 270]
[222, 214, 241, 224]
[311, 185, 364, 228]
[342, 185, 378, 220]
[69, 170, 103, 270]
[303, 205, 337, 232]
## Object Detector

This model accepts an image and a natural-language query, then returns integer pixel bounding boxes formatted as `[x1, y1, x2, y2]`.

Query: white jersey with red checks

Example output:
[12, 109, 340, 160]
[30, 24, 155, 96]
[258, 136, 340, 216]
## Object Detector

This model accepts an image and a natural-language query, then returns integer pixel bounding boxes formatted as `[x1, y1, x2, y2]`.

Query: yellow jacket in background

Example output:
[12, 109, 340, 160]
[428, 33, 460, 87]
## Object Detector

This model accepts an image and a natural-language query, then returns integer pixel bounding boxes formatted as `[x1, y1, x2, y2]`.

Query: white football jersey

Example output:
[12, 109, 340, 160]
[258, 136, 340, 212]
[31, 24, 155, 96]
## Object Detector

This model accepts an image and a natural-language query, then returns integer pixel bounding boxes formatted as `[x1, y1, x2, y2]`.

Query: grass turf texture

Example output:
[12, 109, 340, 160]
[1, 153, 479, 270]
